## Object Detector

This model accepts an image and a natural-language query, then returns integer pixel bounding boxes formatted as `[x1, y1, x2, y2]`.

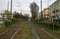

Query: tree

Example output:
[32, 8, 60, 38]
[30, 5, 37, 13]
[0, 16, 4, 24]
[4, 10, 11, 19]
[19, 13, 23, 18]
[4, 10, 12, 26]
[30, 2, 39, 19]
[34, 16, 39, 22]
[13, 11, 20, 18]
[24, 14, 29, 20]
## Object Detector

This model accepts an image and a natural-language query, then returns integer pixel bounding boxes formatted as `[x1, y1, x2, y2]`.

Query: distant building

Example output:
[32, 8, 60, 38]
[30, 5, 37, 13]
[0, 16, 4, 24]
[42, 8, 49, 20]
[4, 10, 11, 19]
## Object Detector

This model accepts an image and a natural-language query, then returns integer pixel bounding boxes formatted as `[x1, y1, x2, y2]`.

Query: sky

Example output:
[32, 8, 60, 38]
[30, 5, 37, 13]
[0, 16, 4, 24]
[0, 0, 57, 16]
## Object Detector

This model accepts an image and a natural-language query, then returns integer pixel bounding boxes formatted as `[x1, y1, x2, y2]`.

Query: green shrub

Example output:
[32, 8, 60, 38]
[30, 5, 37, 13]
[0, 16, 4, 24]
[4, 19, 13, 27]
[0, 23, 5, 30]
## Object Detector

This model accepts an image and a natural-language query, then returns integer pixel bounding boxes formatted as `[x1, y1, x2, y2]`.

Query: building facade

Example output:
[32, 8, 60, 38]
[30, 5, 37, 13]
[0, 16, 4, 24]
[49, 0, 60, 20]
[42, 8, 49, 20]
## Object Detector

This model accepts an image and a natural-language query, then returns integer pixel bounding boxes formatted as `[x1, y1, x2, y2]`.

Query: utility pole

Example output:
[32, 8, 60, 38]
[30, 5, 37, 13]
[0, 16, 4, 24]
[41, 0, 43, 20]
[10, 0, 12, 19]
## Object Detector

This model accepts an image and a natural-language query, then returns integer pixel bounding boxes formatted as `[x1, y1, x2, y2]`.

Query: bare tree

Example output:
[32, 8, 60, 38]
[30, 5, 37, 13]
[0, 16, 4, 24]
[30, 2, 39, 19]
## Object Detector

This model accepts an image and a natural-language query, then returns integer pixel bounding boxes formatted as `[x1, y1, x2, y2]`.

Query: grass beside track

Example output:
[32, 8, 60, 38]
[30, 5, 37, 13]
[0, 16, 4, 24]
[31, 22, 55, 39]
[18, 20, 35, 39]
[39, 21, 60, 35]
[0, 23, 5, 30]
[40, 23, 60, 35]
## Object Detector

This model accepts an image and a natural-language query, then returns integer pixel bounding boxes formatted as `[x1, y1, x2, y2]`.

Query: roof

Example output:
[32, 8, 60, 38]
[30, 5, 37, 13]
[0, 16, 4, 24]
[49, 0, 57, 7]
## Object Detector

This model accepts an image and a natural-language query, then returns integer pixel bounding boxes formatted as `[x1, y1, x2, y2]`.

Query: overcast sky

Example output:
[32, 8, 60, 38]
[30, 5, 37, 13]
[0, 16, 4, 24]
[0, 0, 56, 16]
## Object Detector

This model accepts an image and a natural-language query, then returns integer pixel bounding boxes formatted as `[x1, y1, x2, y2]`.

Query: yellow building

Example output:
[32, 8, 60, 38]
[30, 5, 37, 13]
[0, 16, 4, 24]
[4, 10, 11, 19]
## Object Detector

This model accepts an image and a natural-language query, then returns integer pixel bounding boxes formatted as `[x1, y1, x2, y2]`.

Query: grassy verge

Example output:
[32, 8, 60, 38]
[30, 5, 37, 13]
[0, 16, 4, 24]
[39, 21, 60, 35]
[32, 22, 55, 39]
[0, 23, 5, 30]
[42, 24, 60, 35]
[19, 21, 34, 39]
[55, 29, 60, 35]
[24, 23, 33, 36]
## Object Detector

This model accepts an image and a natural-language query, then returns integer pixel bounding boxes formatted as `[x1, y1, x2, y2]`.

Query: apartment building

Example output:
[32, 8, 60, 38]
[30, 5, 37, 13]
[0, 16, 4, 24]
[49, 0, 60, 20]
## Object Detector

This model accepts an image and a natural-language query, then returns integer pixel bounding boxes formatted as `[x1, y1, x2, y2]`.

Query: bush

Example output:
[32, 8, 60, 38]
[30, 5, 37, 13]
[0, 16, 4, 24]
[0, 23, 5, 30]
[4, 19, 12, 27]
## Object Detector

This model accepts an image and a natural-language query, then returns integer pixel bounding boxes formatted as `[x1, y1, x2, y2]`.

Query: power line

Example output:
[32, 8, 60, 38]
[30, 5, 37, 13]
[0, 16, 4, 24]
[7, 0, 9, 10]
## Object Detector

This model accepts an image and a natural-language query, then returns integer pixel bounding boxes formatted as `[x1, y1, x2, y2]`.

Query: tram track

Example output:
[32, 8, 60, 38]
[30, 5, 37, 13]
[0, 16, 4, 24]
[0, 23, 21, 39]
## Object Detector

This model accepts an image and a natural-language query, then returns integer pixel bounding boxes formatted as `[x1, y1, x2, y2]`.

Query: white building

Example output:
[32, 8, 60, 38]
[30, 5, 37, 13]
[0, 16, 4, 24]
[49, 0, 60, 20]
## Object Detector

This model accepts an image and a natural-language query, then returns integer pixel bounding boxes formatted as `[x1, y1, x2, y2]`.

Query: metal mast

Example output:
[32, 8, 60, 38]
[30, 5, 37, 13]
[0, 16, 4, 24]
[10, 0, 12, 19]
[10, 0, 12, 13]
[41, 0, 43, 20]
